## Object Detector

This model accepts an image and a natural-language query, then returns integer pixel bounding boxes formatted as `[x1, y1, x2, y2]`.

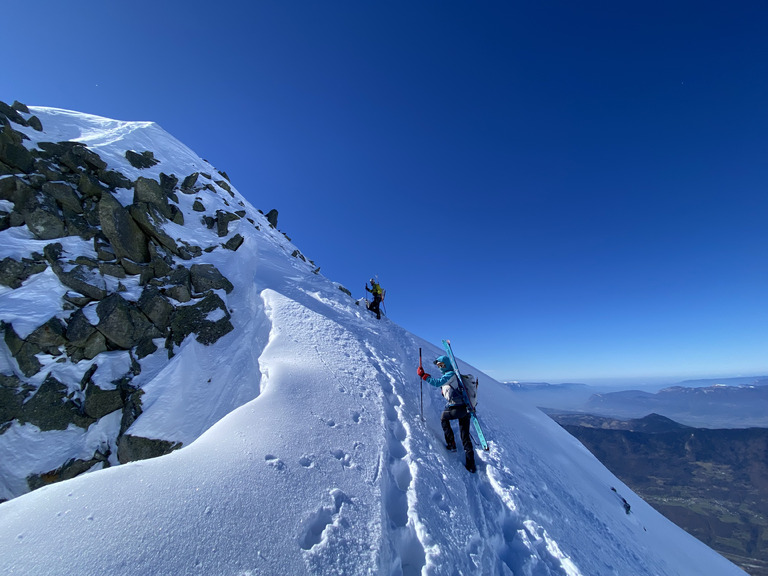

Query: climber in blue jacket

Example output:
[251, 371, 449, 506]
[418, 355, 476, 473]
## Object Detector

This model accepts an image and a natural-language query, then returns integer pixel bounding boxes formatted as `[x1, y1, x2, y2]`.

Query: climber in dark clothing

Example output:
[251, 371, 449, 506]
[365, 278, 383, 320]
[417, 355, 476, 473]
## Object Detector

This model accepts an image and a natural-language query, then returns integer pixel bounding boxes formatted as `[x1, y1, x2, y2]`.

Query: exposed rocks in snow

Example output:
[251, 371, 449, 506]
[0, 255, 47, 289]
[117, 434, 182, 465]
[50, 254, 110, 301]
[265, 208, 278, 228]
[125, 150, 159, 169]
[189, 263, 234, 294]
[3, 321, 45, 377]
[169, 291, 233, 347]
[215, 208, 240, 237]
[18, 373, 94, 431]
[96, 293, 163, 351]
[223, 233, 244, 251]
[0, 374, 25, 430]
[82, 373, 124, 420]
[0, 100, 247, 495]
[26, 448, 110, 491]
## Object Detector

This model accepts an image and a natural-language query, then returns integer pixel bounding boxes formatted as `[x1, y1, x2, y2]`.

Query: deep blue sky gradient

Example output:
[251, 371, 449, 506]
[4, 1, 767, 383]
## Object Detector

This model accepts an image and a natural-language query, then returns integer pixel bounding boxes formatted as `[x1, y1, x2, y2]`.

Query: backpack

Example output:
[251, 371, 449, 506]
[461, 373, 479, 410]
[441, 373, 479, 410]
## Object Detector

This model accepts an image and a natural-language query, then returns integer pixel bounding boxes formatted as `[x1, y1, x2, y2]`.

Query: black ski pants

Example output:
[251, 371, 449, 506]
[368, 295, 382, 319]
[441, 405, 474, 465]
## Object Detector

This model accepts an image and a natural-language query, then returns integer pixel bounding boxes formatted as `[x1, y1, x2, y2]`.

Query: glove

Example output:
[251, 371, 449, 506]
[417, 366, 425, 377]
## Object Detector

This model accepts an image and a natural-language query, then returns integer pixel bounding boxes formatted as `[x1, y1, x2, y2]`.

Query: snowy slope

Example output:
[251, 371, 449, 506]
[0, 108, 746, 575]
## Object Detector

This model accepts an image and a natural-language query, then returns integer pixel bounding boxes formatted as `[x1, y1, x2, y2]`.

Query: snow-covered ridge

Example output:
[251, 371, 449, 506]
[18, 106, 206, 181]
[1, 102, 317, 500]
[0, 105, 746, 575]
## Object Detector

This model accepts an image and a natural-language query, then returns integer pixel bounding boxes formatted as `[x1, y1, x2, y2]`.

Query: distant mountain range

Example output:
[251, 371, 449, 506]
[584, 380, 768, 428]
[550, 412, 693, 433]
[511, 376, 768, 428]
[676, 376, 768, 388]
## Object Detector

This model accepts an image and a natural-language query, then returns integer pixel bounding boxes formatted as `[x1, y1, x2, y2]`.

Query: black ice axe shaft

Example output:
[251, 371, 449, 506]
[419, 347, 424, 420]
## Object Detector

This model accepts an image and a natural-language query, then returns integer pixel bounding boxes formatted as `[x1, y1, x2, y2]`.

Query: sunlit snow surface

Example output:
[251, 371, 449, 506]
[0, 107, 746, 575]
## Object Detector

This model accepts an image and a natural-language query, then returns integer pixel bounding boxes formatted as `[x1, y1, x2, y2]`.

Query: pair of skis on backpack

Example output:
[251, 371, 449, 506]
[441, 340, 489, 451]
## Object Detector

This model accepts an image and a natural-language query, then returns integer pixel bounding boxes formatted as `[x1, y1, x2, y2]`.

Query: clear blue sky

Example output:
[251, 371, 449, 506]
[4, 1, 767, 383]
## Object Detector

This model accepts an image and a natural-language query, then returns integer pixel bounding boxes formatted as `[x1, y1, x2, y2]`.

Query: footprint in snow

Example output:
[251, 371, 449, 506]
[299, 455, 316, 468]
[299, 489, 350, 551]
[265, 454, 286, 471]
[330, 449, 353, 468]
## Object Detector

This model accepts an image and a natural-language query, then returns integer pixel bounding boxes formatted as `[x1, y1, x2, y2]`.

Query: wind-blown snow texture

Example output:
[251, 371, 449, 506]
[0, 108, 745, 575]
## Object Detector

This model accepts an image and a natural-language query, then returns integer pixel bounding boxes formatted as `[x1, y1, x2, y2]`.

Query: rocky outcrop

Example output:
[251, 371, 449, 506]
[99, 192, 151, 262]
[27, 450, 111, 491]
[0, 100, 252, 496]
[224, 233, 244, 251]
[125, 150, 159, 169]
[17, 374, 94, 431]
[3, 321, 44, 378]
[96, 293, 163, 350]
[0, 374, 24, 431]
[190, 263, 234, 294]
[138, 286, 174, 334]
[0, 255, 47, 288]
[117, 434, 182, 464]
[82, 377, 124, 420]
[170, 291, 233, 346]
[265, 208, 278, 228]
[50, 259, 109, 301]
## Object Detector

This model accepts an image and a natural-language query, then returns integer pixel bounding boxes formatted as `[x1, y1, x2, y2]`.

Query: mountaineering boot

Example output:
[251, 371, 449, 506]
[446, 442, 457, 452]
[465, 453, 476, 473]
